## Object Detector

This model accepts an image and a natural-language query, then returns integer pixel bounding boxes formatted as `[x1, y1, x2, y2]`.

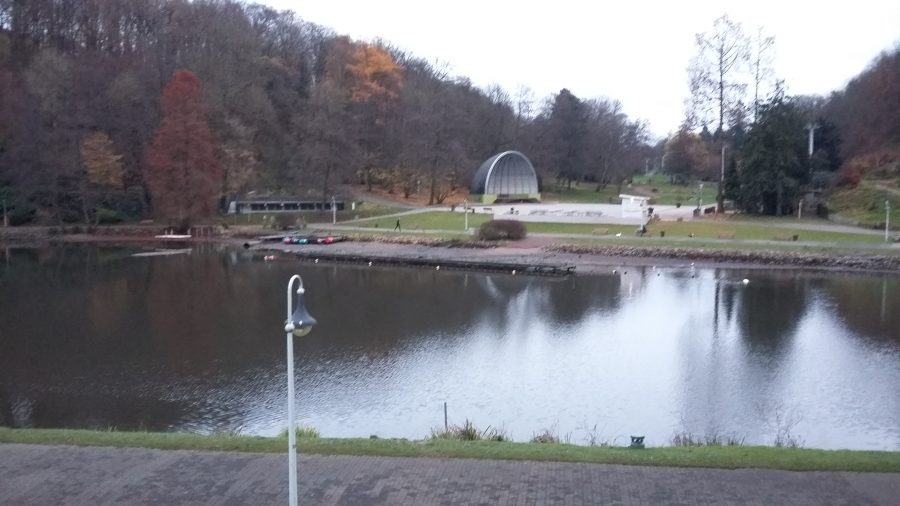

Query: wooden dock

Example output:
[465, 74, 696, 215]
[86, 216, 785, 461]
[286, 250, 575, 277]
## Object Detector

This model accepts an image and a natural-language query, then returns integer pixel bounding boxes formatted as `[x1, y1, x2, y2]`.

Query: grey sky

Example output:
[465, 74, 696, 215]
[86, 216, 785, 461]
[262, 0, 900, 138]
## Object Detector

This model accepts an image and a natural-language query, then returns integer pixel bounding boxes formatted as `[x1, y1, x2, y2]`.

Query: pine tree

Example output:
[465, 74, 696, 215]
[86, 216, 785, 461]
[144, 71, 221, 228]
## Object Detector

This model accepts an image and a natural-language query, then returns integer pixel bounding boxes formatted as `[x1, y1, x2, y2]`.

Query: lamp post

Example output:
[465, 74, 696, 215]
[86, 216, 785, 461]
[698, 183, 704, 211]
[886, 200, 891, 243]
[331, 196, 336, 225]
[717, 146, 725, 214]
[283, 275, 317, 506]
[463, 199, 468, 232]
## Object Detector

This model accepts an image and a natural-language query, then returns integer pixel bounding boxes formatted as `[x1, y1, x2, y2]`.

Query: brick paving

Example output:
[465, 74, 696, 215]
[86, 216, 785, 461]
[0, 444, 898, 505]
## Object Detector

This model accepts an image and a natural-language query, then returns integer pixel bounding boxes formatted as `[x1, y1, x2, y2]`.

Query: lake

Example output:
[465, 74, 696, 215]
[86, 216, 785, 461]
[0, 244, 898, 450]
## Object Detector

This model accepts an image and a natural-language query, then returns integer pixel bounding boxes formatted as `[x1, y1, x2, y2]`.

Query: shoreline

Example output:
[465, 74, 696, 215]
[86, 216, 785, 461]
[3, 227, 900, 275]
[256, 235, 900, 276]
[1, 428, 898, 473]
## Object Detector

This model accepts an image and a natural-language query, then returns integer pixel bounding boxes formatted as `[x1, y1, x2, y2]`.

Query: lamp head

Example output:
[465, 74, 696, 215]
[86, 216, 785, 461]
[285, 289, 317, 337]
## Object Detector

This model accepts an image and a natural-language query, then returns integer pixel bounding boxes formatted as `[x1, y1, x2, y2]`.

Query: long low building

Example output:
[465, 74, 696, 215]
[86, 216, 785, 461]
[227, 198, 346, 214]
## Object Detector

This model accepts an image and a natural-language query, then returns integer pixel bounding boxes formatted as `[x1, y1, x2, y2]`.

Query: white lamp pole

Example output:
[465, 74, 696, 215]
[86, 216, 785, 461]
[283, 275, 317, 506]
[331, 196, 336, 225]
[463, 199, 468, 232]
[886, 200, 891, 243]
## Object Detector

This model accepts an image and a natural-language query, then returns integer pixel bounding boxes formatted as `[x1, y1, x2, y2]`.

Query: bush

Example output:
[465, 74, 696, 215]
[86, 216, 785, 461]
[273, 213, 297, 230]
[477, 219, 527, 241]
[96, 208, 122, 224]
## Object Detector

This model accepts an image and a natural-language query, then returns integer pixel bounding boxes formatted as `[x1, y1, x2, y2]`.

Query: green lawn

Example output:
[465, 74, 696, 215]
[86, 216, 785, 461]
[534, 219, 881, 244]
[355, 211, 492, 232]
[543, 179, 719, 207]
[2, 428, 898, 472]
[642, 221, 883, 243]
[542, 184, 623, 204]
[338, 211, 883, 244]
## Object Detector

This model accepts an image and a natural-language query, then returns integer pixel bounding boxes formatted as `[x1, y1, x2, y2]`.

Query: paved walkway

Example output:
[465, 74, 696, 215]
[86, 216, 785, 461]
[1, 444, 898, 505]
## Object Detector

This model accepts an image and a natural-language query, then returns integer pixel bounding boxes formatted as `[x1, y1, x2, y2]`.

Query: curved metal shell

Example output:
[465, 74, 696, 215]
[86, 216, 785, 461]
[471, 151, 538, 195]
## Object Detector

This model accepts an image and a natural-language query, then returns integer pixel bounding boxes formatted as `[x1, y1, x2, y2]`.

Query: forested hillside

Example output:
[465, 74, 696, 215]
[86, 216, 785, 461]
[0, 0, 650, 226]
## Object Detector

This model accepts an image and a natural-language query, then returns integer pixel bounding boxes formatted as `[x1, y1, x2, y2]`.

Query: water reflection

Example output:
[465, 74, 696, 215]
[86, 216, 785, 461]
[0, 246, 898, 450]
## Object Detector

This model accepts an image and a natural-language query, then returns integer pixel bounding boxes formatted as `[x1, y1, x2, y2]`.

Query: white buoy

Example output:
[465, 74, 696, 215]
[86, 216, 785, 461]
[436, 266, 440, 270]
[512, 270, 516, 275]
[742, 279, 750, 284]
[368, 262, 372, 266]
[315, 259, 319, 263]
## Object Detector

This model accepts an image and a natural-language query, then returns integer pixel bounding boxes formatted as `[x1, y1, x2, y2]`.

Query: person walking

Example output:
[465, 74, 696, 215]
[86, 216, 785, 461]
[394, 219, 401, 232]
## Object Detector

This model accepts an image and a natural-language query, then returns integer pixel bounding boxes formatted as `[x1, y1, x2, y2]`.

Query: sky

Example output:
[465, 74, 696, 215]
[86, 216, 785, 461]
[261, 0, 900, 139]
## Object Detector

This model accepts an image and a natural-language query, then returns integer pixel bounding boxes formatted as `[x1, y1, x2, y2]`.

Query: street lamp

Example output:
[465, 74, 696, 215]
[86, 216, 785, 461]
[283, 275, 317, 506]
[463, 199, 468, 232]
[717, 146, 726, 214]
[331, 196, 336, 225]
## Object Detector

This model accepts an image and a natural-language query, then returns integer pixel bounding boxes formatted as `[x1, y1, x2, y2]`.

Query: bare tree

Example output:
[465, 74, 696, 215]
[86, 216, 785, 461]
[685, 14, 750, 135]
[750, 26, 776, 123]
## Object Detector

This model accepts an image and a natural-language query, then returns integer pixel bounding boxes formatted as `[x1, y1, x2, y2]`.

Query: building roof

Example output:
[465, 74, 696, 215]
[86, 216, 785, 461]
[471, 151, 539, 195]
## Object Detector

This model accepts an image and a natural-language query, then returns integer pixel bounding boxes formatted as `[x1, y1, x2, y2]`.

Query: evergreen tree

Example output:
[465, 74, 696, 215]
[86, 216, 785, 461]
[738, 92, 808, 215]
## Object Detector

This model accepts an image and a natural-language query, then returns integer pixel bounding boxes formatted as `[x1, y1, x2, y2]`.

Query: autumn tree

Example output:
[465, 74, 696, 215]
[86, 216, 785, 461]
[81, 131, 124, 224]
[144, 70, 221, 228]
[346, 42, 403, 192]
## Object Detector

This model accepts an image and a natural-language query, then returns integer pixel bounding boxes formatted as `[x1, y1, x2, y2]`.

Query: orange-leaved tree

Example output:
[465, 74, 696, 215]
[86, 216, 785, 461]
[144, 70, 221, 228]
[345, 43, 403, 191]
[346, 43, 403, 104]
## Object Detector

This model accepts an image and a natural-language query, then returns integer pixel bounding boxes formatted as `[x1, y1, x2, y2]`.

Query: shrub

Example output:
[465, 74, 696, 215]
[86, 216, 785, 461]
[429, 419, 507, 441]
[274, 213, 297, 230]
[278, 424, 320, 439]
[96, 208, 121, 224]
[477, 219, 527, 241]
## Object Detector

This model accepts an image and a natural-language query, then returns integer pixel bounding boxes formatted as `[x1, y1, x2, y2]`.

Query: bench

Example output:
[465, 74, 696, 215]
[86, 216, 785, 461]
[774, 233, 799, 241]
[592, 228, 610, 235]
[717, 231, 736, 239]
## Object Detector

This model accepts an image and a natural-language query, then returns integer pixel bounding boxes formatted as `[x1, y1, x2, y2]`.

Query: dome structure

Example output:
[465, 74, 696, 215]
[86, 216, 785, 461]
[469, 151, 540, 204]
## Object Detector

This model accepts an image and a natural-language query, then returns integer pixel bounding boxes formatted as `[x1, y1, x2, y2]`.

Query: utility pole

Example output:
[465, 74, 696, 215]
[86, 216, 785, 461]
[331, 196, 336, 224]
[717, 146, 726, 214]
[887, 200, 891, 243]
[807, 123, 817, 178]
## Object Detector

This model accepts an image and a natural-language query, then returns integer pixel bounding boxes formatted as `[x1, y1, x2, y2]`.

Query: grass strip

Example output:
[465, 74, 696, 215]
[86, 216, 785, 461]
[2, 428, 898, 473]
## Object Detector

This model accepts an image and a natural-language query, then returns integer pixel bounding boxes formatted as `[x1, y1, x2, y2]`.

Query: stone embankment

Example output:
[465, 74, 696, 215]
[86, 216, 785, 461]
[547, 243, 900, 271]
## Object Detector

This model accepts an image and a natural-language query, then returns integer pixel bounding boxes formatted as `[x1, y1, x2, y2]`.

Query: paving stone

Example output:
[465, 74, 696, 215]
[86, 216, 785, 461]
[0, 444, 896, 506]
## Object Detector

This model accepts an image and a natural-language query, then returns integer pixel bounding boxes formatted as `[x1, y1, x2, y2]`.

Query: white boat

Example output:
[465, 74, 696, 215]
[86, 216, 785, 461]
[154, 234, 193, 239]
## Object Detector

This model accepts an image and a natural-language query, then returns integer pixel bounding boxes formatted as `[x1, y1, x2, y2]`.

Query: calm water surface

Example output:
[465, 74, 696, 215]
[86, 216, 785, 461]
[1, 244, 898, 450]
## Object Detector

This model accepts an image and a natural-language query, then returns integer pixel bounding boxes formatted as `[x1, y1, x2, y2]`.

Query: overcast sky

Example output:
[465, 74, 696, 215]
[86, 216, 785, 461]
[261, 0, 900, 139]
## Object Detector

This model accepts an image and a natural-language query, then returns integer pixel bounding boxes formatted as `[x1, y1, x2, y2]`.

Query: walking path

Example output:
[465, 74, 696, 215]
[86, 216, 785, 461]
[1, 444, 898, 506]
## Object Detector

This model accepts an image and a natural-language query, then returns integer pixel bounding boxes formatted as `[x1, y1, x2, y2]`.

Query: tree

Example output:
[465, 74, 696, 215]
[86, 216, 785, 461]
[738, 91, 808, 215]
[81, 131, 124, 224]
[750, 27, 776, 123]
[546, 89, 590, 190]
[144, 70, 221, 228]
[686, 15, 751, 134]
